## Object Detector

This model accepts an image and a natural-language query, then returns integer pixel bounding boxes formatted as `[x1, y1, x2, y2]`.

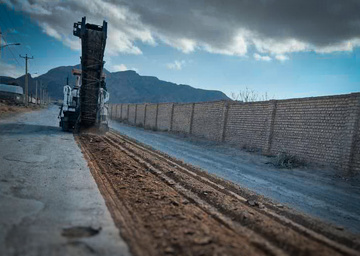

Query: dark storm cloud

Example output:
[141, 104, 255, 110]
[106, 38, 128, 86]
[4, 0, 360, 57]
[119, 0, 360, 53]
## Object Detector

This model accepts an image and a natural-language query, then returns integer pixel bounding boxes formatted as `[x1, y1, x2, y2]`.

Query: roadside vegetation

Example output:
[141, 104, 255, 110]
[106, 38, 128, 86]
[0, 99, 41, 118]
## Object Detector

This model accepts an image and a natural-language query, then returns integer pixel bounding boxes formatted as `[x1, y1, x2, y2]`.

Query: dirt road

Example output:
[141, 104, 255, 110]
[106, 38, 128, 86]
[77, 130, 360, 256]
[110, 121, 360, 233]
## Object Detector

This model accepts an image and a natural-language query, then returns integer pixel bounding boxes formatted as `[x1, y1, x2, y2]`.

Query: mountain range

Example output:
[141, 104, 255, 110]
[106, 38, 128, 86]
[0, 65, 229, 103]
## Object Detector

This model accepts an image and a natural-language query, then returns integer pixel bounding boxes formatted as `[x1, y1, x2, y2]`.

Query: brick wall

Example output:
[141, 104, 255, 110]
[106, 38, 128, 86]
[225, 101, 272, 150]
[145, 104, 157, 129]
[121, 104, 128, 121]
[109, 93, 360, 173]
[128, 104, 136, 125]
[352, 118, 360, 173]
[136, 104, 145, 126]
[192, 101, 226, 141]
[157, 103, 173, 131]
[110, 104, 114, 119]
[172, 103, 193, 133]
[270, 95, 358, 169]
[111, 104, 116, 119]
[349, 95, 360, 173]
[114, 104, 121, 120]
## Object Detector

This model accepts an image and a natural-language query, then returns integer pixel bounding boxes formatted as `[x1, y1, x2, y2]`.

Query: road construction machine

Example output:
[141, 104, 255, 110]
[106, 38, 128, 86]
[59, 17, 109, 131]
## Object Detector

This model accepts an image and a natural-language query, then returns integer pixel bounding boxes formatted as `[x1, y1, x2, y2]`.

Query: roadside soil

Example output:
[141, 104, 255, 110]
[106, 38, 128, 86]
[0, 99, 40, 118]
[76, 130, 360, 256]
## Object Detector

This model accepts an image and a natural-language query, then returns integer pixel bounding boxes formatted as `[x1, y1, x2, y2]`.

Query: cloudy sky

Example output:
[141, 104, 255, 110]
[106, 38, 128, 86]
[0, 0, 359, 99]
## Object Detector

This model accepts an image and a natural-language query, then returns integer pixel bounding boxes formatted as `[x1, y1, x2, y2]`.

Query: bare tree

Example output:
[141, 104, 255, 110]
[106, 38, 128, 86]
[231, 87, 272, 102]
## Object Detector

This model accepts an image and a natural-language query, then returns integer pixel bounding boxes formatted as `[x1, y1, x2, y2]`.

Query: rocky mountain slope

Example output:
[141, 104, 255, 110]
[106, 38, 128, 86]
[1, 65, 229, 103]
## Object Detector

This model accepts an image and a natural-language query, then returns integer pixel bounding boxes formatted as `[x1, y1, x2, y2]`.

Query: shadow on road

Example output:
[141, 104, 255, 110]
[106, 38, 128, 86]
[0, 123, 63, 135]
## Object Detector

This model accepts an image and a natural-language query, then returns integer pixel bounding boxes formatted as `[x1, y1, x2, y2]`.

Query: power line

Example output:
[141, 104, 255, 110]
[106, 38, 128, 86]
[0, 8, 29, 68]
[0, 7, 29, 56]
[1, 7, 44, 78]
[1, 7, 40, 76]
[0, 7, 35, 82]
[2, 32, 24, 60]
[0, 10, 25, 62]
[1, 34, 23, 69]
[0, 18, 23, 70]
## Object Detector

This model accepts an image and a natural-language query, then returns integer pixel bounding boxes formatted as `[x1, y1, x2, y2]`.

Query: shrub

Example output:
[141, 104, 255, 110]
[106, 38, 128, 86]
[272, 152, 304, 169]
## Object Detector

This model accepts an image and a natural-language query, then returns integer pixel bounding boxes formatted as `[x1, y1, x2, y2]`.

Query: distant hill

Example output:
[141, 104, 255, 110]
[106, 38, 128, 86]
[0, 76, 16, 85]
[0, 65, 230, 103]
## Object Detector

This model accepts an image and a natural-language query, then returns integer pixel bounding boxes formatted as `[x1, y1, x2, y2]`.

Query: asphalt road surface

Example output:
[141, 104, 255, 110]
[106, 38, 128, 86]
[110, 120, 360, 233]
[0, 106, 130, 256]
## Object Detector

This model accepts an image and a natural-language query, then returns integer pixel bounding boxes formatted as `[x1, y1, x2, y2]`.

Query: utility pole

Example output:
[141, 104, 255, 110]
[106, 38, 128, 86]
[39, 85, 41, 104]
[0, 28, 2, 59]
[35, 80, 38, 104]
[39, 83, 41, 104]
[19, 54, 34, 106]
[43, 82, 47, 105]
[43, 88, 45, 105]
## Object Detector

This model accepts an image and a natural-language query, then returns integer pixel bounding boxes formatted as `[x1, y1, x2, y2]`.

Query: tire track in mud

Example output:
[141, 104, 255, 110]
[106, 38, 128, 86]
[76, 130, 360, 256]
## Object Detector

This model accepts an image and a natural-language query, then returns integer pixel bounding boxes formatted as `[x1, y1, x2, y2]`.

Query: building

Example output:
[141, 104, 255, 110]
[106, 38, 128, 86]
[0, 84, 24, 102]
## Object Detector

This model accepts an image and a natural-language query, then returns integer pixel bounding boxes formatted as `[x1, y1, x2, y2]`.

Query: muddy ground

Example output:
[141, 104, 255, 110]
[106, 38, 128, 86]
[77, 130, 360, 256]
